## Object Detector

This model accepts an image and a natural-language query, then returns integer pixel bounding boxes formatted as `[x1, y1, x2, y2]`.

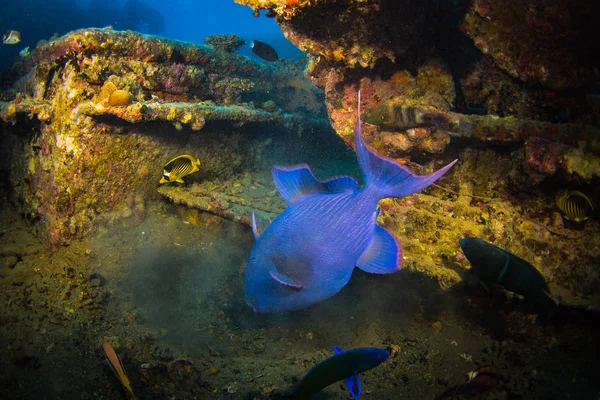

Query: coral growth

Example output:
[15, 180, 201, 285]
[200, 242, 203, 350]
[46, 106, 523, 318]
[204, 34, 246, 53]
[0, 28, 326, 247]
[108, 90, 133, 106]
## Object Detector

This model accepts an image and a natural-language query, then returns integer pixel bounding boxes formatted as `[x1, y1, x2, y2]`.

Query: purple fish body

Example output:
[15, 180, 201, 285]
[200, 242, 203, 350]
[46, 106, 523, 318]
[245, 97, 457, 313]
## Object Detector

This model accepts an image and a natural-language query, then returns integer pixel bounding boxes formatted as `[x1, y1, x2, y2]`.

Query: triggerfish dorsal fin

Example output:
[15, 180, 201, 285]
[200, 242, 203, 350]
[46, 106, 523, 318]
[355, 91, 457, 198]
[333, 346, 362, 399]
[356, 225, 402, 274]
[273, 164, 358, 206]
[251, 211, 271, 239]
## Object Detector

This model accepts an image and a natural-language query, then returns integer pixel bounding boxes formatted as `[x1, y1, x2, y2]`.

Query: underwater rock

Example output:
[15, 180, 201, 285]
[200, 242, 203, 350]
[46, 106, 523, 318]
[204, 34, 246, 53]
[236, 0, 600, 183]
[462, 0, 600, 90]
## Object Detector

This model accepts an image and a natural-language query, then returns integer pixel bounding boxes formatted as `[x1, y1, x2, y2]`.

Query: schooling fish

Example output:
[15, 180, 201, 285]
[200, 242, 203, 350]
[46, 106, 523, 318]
[555, 190, 594, 223]
[244, 93, 457, 313]
[459, 238, 558, 318]
[251, 40, 279, 61]
[102, 341, 137, 400]
[363, 102, 450, 130]
[159, 154, 201, 184]
[295, 347, 389, 400]
[3, 30, 21, 45]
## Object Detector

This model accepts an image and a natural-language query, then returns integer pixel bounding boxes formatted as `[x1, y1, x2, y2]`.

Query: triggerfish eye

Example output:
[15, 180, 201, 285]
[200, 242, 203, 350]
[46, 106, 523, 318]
[248, 255, 257, 265]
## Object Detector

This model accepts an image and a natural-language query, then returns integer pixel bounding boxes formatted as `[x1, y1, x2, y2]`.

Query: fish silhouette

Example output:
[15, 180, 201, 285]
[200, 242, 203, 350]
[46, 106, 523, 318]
[244, 94, 458, 313]
[459, 237, 558, 318]
[251, 40, 279, 61]
[295, 347, 389, 400]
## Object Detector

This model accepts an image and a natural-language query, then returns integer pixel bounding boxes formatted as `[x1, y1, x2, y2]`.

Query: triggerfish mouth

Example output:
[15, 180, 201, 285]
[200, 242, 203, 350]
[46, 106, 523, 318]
[244, 93, 458, 313]
[295, 347, 390, 400]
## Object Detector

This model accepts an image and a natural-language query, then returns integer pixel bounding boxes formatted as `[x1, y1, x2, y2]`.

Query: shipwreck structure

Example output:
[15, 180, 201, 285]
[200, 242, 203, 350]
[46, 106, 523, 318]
[1, 0, 599, 309]
[0, 28, 327, 247]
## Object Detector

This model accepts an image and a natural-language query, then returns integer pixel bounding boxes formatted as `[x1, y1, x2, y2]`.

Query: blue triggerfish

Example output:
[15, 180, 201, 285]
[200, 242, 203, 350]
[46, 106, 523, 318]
[295, 347, 389, 400]
[244, 94, 458, 312]
[459, 237, 558, 318]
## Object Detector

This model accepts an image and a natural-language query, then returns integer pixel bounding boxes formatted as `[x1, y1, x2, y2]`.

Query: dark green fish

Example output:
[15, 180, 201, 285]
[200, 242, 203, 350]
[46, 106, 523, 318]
[295, 347, 389, 400]
[363, 102, 450, 130]
[160, 154, 201, 184]
[459, 238, 558, 318]
[555, 190, 594, 223]
[251, 40, 279, 61]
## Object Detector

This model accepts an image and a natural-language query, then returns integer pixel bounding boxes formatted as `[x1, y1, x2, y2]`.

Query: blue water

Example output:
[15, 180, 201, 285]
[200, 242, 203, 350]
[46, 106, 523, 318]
[0, 0, 302, 72]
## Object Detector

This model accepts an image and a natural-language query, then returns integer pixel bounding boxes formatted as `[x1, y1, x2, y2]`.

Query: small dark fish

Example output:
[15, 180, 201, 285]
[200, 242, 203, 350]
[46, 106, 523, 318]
[251, 40, 279, 61]
[459, 238, 558, 318]
[333, 346, 362, 398]
[363, 102, 450, 130]
[160, 154, 201, 184]
[3, 30, 21, 45]
[556, 190, 594, 223]
[295, 347, 389, 400]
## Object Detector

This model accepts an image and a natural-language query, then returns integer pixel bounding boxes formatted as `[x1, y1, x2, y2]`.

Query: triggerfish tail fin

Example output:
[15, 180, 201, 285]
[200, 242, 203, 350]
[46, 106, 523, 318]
[333, 346, 362, 399]
[355, 91, 458, 198]
[102, 341, 137, 400]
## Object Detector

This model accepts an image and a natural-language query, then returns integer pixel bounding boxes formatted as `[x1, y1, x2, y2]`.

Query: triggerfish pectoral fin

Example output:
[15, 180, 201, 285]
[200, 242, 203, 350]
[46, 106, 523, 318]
[355, 95, 457, 198]
[270, 268, 303, 289]
[333, 346, 362, 399]
[273, 165, 358, 206]
[356, 224, 402, 273]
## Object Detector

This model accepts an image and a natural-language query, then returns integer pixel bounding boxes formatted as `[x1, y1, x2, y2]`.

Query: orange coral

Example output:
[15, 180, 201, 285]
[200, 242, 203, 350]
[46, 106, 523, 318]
[108, 90, 133, 106]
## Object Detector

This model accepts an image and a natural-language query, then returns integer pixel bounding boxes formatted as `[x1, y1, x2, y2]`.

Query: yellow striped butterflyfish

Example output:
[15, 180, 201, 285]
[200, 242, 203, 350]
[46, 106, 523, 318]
[556, 190, 594, 223]
[159, 154, 201, 184]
